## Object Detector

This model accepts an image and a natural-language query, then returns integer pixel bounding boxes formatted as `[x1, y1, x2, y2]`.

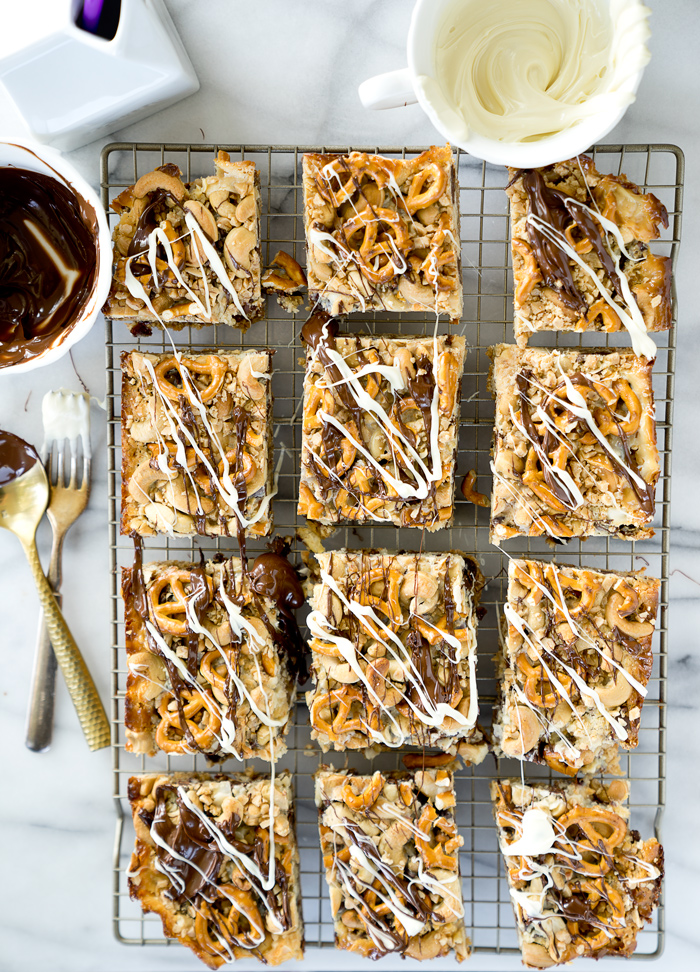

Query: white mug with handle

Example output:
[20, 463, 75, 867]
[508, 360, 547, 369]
[359, 0, 651, 168]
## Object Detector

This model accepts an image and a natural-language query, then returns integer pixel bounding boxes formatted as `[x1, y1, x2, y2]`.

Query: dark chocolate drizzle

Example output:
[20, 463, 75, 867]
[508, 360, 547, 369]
[518, 168, 623, 315]
[0, 167, 97, 367]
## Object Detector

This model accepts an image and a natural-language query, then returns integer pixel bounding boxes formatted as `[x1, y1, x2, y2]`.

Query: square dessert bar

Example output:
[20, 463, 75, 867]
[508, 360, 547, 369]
[303, 145, 462, 316]
[121, 555, 295, 761]
[128, 772, 303, 968]
[507, 155, 671, 351]
[492, 558, 660, 776]
[122, 349, 273, 538]
[306, 549, 488, 760]
[491, 778, 663, 969]
[489, 344, 660, 543]
[316, 767, 469, 962]
[298, 321, 465, 531]
[104, 151, 264, 330]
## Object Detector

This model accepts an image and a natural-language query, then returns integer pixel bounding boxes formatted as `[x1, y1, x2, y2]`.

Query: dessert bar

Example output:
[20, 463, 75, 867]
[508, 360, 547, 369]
[121, 349, 273, 538]
[298, 312, 465, 531]
[306, 549, 487, 760]
[303, 146, 462, 316]
[507, 155, 671, 355]
[105, 151, 264, 330]
[128, 772, 303, 967]
[491, 778, 663, 968]
[489, 344, 659, 543]
[316, 767, 469, 961]
[492, 558, 659, 775]
[121, 555, 295, 760]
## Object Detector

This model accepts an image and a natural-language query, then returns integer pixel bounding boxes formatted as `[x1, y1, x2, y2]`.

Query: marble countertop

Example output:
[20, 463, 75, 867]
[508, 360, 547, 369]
[1, 2, 699, 969]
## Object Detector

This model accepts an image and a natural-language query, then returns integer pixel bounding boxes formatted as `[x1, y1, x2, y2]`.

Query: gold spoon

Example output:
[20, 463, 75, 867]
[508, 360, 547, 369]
[0, 429, 109, 751]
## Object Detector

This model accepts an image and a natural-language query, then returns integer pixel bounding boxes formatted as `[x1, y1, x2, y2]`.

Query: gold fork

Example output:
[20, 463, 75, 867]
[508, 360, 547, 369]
[26, 391, 92, 752]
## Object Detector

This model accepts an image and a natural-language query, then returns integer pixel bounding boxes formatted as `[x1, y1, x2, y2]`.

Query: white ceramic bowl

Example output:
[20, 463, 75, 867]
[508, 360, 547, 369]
[360, 0, 650, 168]
[0, 139, 111, 375]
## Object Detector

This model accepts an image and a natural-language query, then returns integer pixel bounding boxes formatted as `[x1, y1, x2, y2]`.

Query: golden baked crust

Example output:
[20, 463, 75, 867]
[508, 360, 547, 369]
[306, 549, 487, 759]
[121, 556, 295, 760]
[488, 344, 659, 543]
[316, 767, 470, 961]
[491, 779, 663, 968]
[507, 155, 671, 348]
[128, 772, 303, 967]
[303, 146, 462, 317]
[121, 349, 273, 538]
[298, 323, 465, 531]
[493, 558, 660, 775]
[104, 152, 264, 330]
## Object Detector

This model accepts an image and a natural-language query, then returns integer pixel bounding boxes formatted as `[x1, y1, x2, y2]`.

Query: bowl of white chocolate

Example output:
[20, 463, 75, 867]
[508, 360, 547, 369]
[360, 0, 652, 168]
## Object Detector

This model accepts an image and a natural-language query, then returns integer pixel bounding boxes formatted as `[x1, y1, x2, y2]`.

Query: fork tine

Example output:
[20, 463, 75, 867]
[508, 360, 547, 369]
[81, 455, 91, 494]
[44, 441, 55, 486]
[56, 442, 65, 487]
[68, 439, 78, 490]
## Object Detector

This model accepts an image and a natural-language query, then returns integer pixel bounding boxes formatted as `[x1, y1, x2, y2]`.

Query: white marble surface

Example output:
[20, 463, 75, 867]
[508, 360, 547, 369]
[1, 1, 699, 969]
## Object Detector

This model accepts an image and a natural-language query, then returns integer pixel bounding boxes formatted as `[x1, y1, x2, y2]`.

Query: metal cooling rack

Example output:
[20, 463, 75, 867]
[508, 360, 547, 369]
[103, 142, 682, 965]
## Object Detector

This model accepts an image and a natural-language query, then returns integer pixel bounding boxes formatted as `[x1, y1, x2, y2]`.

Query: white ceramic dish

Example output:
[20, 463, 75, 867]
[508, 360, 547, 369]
[0, 139, 112, 376]
[359, 0, 651, 168]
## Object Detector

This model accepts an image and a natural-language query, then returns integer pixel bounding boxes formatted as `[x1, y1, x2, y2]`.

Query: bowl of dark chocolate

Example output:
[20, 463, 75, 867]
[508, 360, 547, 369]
[0, 140, 111, 373]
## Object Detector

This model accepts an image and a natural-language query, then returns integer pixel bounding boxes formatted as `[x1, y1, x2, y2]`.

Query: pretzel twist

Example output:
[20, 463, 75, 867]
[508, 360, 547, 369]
[578, 297, 622, 332]
[194, 884, 266, 955]
[516, 652, 572, 709]
[148, 567, 214, 635]
[460, 469, 490, 507]
[310, 686, 376, 740]
[358, 566, 404, 626]
[405, 162, 447, 214]
[156, 687, 222, 753]
[154, 355, 227, 404]
[512, 239, 542, 306]
[556, 806, 627, 875]
[342, 207, 411, 284]
[566, 879, 626, 951]
[415, 804, 461, 870]
[262, 250, 307, 291]
[341, 771, 384, 811]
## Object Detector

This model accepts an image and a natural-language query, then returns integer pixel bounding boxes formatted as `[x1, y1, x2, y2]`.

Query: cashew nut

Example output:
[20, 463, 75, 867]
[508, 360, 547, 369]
[143, 502, 194, 534]
[183, 199, 218, 243]
[606, 590, 654, 639]
[596, 673, 633, 708]
[132, 169, 186, 203]
[207, 187, 230, 211]
[401, 570, 439, 614]
[224, 226, 256, 272]
[520, 941, 557, 969]
[393, 347, 415, 384]
[128, 651, 166, 701]
[237, 355, 266, 401]
[128, 459, 175, 505]
[502, 705, 542, 756]
[235, 195, 256, 223]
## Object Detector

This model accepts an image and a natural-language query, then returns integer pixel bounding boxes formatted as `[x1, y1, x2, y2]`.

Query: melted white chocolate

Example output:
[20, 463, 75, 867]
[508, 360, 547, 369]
[418, 0, 650, 144]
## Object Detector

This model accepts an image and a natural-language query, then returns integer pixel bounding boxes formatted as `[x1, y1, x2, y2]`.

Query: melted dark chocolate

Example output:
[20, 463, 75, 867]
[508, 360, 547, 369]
[250, 545, 308, 681]
[0, 429, 39, 485]
[0, 167, 97, 368]
[151, 784, 222, 903]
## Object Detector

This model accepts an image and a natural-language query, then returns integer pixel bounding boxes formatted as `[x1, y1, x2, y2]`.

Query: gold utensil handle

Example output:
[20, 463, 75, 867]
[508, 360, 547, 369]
[21, 536, 110, 751]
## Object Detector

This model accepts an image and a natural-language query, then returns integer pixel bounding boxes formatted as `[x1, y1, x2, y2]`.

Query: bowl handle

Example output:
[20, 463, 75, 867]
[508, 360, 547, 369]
[358, 68, 416, 110]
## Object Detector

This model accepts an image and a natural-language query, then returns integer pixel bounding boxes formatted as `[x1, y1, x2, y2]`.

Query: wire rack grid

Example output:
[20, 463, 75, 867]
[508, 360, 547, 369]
[102, 141, 682, 965]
